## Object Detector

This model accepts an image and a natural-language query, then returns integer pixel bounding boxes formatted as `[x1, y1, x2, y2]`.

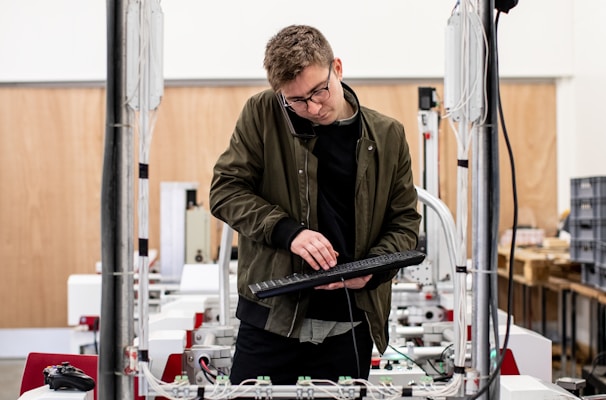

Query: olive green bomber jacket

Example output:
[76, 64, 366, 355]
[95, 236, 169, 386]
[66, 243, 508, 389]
[209, 84, 421, 353]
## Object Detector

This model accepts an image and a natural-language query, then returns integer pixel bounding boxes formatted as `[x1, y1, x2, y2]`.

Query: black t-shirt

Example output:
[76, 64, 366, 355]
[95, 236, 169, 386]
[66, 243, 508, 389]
[312, 121, 358, 262]
[306, 116, 365, 322]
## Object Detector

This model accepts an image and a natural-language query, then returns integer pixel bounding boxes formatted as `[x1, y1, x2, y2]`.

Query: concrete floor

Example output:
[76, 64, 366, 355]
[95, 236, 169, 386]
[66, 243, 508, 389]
[0, 358, 26, 400]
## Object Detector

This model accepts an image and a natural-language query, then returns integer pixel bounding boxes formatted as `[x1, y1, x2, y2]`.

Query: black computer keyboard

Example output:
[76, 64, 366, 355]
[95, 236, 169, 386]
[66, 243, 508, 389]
[249, 250, 426, 299]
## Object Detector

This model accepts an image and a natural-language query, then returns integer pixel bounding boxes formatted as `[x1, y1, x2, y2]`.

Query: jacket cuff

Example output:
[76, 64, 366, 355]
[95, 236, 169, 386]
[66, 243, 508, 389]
[271, 218, 306, 250]
[363, 254, 395, 290]
[365, 270, 393, 290]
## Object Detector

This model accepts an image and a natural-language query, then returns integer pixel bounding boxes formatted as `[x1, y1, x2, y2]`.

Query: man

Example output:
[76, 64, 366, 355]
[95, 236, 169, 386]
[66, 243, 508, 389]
[209, 24, 420, 384]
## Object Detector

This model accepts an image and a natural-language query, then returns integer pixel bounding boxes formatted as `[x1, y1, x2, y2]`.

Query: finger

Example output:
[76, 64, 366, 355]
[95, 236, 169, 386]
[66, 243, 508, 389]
[304, 239, 337, 270]
[314, 282, 344, 290]
[314, 275, 372, 291]
[350, 275, 372, 288]
[301, 251, 322, 270]
[290, 230, 338, 270]
[310, 235, 337, 259]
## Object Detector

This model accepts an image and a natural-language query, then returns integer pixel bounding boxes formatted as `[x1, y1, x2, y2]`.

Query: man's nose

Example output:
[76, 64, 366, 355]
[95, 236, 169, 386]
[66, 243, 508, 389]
[306, 100, 322, 114]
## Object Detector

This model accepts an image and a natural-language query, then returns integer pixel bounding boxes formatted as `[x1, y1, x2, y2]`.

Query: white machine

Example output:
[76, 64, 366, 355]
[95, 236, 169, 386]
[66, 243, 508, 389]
[18, 386, 93, 400]
[160, 181, 212, 282]
[500, 375, 580, 400]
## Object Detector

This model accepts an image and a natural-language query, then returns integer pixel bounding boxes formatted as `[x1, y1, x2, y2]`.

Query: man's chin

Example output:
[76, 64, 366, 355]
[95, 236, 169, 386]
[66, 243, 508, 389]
[314, 114, 336, 126]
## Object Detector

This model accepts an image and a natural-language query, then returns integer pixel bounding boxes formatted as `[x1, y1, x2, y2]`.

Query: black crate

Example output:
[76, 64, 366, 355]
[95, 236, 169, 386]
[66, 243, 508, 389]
[571, 176, 606, 199]
[570, 239, 596, 263]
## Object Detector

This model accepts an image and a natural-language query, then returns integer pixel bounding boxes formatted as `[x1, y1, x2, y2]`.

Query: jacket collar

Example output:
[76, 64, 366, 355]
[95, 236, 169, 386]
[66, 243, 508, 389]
[280, 82, 361, 140]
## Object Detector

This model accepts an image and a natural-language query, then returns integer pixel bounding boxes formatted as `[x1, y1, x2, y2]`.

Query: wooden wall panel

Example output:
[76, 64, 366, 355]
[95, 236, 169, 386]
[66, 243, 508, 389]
[497, 83, 559, 235]
[0, 81, 557, 328]
[0, 87, 105, 327]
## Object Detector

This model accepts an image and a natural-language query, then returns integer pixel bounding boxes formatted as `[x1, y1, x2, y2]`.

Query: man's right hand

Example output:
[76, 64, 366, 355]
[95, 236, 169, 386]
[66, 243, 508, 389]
[290, 229, 339, 271]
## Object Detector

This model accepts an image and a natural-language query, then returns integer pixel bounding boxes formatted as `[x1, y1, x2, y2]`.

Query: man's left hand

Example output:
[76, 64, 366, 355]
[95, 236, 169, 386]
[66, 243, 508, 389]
[314, 274, 372, 290]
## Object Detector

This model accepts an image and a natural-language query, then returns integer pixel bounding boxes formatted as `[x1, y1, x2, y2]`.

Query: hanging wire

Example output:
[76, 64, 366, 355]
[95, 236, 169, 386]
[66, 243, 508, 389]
[124, 0, 164, 396]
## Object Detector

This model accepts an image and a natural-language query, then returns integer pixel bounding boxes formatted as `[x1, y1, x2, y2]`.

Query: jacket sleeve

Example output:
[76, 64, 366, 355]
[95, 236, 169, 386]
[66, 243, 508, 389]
[209, 95, 290, 246]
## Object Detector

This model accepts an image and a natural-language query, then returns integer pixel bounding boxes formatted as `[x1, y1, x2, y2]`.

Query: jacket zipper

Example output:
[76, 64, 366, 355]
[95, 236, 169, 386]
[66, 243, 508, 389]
[287, 147, 310, 337]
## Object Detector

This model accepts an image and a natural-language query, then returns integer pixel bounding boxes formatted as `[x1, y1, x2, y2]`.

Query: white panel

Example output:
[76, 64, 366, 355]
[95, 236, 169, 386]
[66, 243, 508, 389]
[0, 0, 106, 82]
[67, 274, 101, 326]
[160, 182, 198, 282]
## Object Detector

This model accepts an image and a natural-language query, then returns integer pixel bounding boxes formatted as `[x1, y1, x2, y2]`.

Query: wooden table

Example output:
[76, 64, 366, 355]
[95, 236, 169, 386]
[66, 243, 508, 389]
[568, 281, 605, 377]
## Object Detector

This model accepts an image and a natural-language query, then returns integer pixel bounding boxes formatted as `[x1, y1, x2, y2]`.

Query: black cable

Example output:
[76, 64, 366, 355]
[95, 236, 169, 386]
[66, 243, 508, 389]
[494, 9, 519, 386]
[93, 317, 100, 355]
[199, 358, 217, 384]
[488, 7, 504, 389]
[589, 351, 606, 377]
[427, 359, 449, 377]
[440, 343, 454, 359]
[386, 344, 431, 375]
[342, 278, 362, 379]
[468, 10, 519, 400]
[201, 369, 215, 384]
[433, 373, 455, 382]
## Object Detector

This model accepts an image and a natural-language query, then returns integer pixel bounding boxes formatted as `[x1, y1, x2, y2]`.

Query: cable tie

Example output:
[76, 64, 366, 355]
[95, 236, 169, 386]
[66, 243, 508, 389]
[138, 350, 149, 362]
[197, 387, 205, 398]
[138, 238, 148, 257]
[456, 265, 467, 273]
[454, 365, 466, 374]
[139, 163, 149, 179]
[111, 123, 131, 128]
[457, 159, 469, 168]
[401, 387, 413, 397]
[108, 271, 135, 277]
[467, 268, 498, 275]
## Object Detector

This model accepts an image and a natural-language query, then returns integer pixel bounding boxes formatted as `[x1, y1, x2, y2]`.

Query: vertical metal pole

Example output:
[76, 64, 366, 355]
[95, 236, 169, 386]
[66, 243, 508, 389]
[472, 0, 499, 399]
[571, 292, 577, 377]
[471, 118, 491, 400]
[562, 289, 568, 376]
[539, 285, 547, 337]
[218, 223, 234, 326]
[100, 0, 134, 399]
[135, 1, 152, 395]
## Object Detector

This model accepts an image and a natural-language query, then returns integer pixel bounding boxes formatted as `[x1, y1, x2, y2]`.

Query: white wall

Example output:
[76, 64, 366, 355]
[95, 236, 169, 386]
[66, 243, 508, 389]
[0, 0, 604, 210]
[0, 0, 106, 82]
[0, 0, 573, 81]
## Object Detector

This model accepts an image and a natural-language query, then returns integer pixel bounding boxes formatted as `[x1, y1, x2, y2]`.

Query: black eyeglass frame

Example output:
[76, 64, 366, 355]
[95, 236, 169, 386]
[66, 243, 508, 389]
[281, 61, 333, 112]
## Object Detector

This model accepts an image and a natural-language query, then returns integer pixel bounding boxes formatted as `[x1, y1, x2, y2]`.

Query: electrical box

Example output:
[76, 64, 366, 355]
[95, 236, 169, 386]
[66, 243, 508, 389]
[160, 182, 198, 282]
[185, 206, 212, 264]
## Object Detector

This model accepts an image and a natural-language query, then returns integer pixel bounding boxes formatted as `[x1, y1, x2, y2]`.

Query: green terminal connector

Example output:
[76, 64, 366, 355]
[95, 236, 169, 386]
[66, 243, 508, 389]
[173, 375, 189, 383]
[297, 376, 312, 384]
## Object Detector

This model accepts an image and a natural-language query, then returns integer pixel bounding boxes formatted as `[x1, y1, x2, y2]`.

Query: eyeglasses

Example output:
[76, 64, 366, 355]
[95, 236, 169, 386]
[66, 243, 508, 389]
[282, 61, 333, 113]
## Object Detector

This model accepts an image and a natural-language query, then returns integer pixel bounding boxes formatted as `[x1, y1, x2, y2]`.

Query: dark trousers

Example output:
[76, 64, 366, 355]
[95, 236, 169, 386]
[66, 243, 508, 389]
[228, 320, 374, 385]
